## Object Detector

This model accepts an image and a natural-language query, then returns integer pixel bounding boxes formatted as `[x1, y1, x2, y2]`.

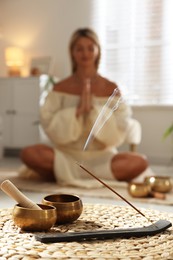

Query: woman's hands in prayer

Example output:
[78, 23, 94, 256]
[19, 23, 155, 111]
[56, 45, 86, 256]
[76, 79, 93, 118]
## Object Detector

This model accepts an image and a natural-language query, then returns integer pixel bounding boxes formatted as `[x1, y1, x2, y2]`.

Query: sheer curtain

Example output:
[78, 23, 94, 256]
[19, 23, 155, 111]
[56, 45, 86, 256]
[90, 0, 173, 105]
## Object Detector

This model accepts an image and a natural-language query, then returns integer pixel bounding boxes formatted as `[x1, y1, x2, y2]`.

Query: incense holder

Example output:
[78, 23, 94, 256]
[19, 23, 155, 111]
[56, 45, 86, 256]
[144, 176, 172, 193]
[128, 182, 151, 198]
[13, 204, 57, 231]
[42, 194, 83, 224]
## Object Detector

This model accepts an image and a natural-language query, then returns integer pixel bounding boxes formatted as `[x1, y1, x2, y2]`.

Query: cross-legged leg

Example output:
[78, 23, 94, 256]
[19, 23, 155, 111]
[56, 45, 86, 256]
[20, 144, 55, 181]
[111, 152, 148, 182]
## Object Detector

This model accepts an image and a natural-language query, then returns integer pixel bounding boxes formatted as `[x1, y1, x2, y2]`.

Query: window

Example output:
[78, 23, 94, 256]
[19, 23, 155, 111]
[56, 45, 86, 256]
[91, 0, 173, 105]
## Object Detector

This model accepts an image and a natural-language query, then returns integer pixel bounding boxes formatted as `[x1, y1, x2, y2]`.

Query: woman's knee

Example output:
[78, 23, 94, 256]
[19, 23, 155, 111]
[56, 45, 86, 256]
[137, 155, 148, 172]
[111, 152, 149, 181]
[20, 146, 34, 163]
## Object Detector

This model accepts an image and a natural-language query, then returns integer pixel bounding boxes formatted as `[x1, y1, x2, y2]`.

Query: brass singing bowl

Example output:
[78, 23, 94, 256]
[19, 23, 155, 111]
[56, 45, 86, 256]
[13, 204, 57, 231]
[128, 182, 151, 198]
[42, 194, 83, 225]
[144, 176, 172, 193]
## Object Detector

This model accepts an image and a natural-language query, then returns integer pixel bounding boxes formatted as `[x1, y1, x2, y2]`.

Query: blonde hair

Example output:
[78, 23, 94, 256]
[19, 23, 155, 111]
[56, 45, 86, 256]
[69, 28, 101, 73]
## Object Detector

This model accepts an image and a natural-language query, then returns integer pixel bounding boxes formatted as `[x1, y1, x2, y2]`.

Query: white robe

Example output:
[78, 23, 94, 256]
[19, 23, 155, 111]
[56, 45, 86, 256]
[40, 91, 134, 187]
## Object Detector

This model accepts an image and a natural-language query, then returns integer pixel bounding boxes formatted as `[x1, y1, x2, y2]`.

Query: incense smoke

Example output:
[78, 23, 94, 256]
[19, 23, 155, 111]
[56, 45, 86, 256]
[83, 88, 123, 151]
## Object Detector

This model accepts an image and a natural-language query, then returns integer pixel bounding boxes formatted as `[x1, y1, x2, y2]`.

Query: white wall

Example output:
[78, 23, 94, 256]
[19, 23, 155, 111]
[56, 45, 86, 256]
[119, 106, 173, 164]
[0, 0, 94, 78]
[0, 0, 173, 163]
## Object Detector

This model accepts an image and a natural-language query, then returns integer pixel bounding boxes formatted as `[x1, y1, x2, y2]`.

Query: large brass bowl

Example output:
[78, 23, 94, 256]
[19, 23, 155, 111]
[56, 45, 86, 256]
[144, 176, 172, 193]
[128, 182, 151, 198]
[13, 204, 57, 231]
[42, 194, 83, 224]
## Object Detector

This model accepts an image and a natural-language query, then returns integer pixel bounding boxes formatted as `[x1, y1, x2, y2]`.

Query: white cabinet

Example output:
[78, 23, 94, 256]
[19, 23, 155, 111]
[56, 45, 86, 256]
[0, 77, 40, 149]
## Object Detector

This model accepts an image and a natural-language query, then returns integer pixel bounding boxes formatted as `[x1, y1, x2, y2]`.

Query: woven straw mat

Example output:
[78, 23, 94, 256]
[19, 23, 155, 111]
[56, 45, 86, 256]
[0, 204, 173, 259]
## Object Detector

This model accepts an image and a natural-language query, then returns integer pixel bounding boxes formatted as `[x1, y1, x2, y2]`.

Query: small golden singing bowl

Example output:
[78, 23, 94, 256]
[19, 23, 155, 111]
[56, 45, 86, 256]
[128, 182, 151, 198]
[42, 194, 83, 225]
[144, 176, 172, 193]
[13, 204, 57, 231]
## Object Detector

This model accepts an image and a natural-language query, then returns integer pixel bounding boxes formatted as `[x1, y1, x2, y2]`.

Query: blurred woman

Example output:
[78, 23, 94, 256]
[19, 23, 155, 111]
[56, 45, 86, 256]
[20, 28, 148, 187]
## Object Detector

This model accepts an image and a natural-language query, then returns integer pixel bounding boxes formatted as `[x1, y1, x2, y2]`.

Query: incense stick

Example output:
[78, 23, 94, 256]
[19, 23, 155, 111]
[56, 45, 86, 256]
[77, 163, 152, 223]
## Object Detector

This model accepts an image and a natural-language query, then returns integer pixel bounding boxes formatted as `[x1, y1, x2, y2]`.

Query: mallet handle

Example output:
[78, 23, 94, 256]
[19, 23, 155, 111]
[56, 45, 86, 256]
[1, 180, 41, 210]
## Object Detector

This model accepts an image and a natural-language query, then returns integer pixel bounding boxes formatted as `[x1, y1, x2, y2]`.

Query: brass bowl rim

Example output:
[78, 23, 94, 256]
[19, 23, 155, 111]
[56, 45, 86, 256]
[14, 203, 57, 211]
[43, 193, 82, 204]
[128, 182, 151, 187]
[145, 176, 171, 180]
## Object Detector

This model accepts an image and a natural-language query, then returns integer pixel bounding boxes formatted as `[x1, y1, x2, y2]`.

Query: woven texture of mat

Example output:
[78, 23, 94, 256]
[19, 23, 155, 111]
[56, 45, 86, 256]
[0, 170, 173, 206]
[0, 204, 173, 259]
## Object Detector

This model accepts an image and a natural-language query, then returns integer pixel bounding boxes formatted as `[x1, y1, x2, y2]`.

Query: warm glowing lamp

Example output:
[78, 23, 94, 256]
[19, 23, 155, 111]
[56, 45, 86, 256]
[5, 47, 24, 76]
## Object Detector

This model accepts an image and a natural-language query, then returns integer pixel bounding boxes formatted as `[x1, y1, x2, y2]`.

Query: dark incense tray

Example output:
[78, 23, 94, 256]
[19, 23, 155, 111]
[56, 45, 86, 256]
[35, 219, 172, 243]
